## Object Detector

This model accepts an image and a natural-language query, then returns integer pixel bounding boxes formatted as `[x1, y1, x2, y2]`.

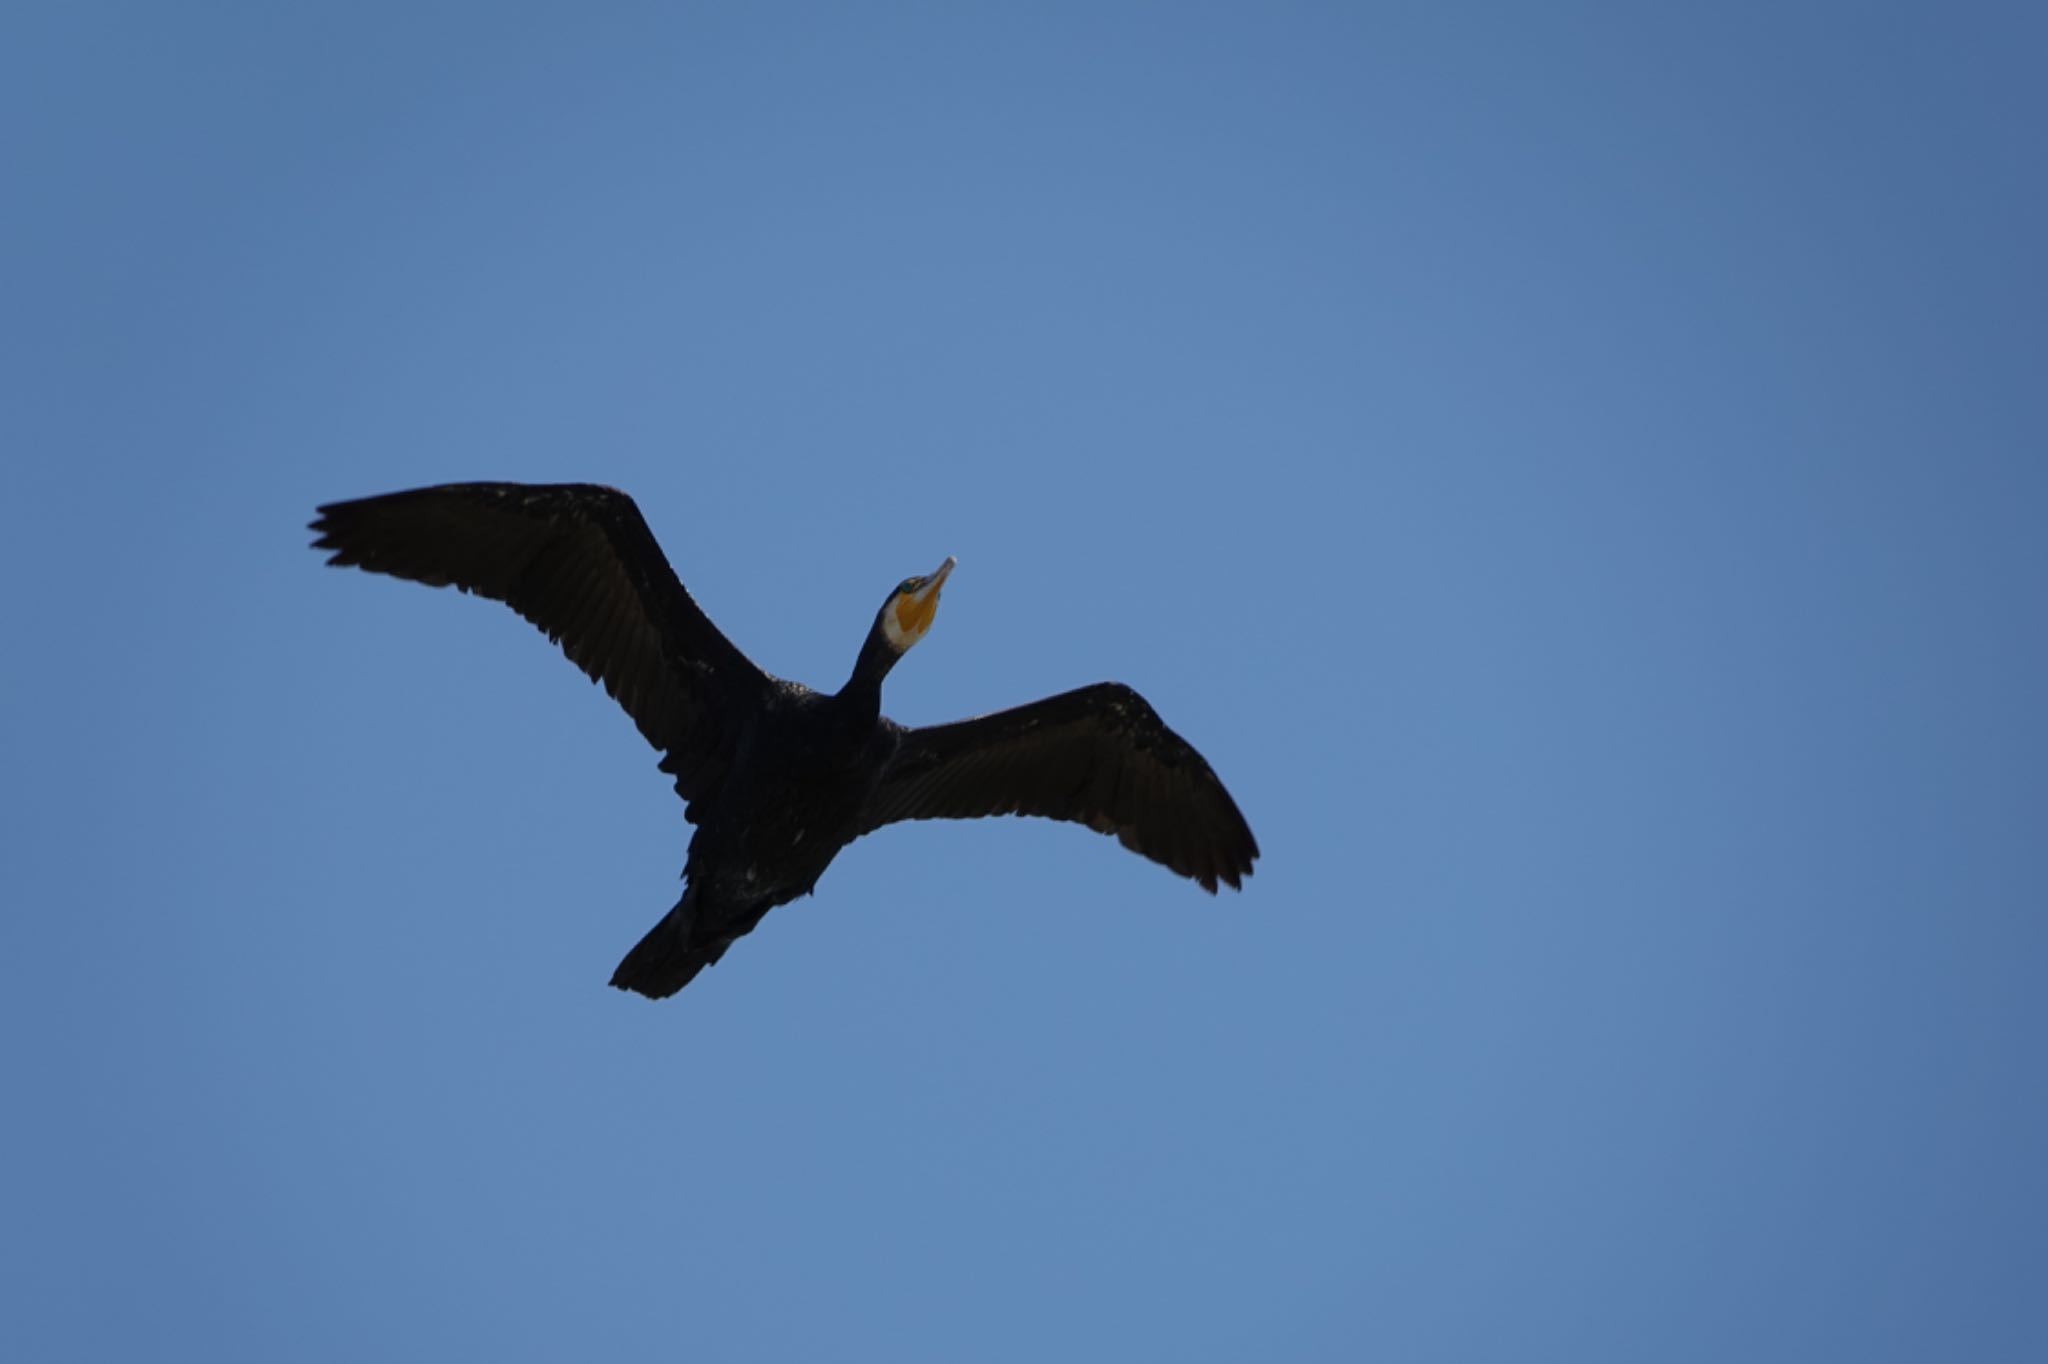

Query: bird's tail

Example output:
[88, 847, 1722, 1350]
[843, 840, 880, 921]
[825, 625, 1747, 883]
[609, 888, 727, 1000]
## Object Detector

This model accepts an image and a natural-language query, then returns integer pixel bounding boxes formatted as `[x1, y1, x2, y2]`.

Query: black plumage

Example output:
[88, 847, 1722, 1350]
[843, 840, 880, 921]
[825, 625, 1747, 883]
[311, 481, 1258, 998]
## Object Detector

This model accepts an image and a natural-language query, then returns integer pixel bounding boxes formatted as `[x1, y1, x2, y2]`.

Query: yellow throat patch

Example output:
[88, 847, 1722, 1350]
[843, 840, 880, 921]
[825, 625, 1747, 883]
[893, 588, 938, 641]
[884, 558, 954, 651]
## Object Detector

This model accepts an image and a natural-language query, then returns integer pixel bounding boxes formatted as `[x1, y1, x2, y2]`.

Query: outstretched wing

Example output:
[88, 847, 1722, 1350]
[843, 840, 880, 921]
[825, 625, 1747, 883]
[858, 682, 1258, 892]
[310, 481, 771, 802]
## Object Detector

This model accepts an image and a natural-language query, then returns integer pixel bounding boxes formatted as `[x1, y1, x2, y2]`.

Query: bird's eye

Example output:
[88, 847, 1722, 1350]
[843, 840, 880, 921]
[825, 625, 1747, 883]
[900, 578, 922, 595]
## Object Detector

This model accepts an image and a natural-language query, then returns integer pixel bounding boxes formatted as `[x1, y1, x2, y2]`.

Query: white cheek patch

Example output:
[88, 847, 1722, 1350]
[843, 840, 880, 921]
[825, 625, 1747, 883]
[881, 598, 916, 652]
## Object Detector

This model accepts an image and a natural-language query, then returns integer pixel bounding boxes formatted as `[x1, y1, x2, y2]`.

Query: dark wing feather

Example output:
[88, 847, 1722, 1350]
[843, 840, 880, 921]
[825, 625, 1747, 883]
[310, 482, 770, 802]
[858, 682, 1258, 892]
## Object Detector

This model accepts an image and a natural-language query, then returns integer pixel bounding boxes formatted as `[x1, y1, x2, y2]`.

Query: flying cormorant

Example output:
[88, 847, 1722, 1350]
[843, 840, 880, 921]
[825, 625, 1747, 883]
[311, 482, 1257, 998]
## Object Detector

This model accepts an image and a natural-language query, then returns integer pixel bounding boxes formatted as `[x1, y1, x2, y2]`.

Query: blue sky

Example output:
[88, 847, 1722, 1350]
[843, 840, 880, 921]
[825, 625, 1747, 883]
[5, 4, 2044, 1359]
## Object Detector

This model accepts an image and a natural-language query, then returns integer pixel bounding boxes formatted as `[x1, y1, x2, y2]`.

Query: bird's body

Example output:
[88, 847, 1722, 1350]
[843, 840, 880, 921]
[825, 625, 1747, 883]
[312, 482, 1257, 998]
[647, 681, 895, 991]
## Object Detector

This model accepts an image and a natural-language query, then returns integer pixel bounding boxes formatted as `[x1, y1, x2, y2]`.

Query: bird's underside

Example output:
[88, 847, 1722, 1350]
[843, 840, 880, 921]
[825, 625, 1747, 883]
[312, 481, 1258, 998]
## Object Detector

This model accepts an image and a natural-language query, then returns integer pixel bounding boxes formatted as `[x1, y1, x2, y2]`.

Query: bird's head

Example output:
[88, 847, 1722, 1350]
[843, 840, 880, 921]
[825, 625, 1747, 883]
[878, 556, 956, 655]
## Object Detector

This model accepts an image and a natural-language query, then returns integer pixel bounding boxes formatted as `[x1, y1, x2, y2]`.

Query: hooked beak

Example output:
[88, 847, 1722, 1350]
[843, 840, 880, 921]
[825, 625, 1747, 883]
[914, 556, 957, 606]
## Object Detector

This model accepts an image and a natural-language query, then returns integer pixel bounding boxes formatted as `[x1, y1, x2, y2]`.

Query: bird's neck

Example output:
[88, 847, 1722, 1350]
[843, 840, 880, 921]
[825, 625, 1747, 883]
[838, 626, 898, 712]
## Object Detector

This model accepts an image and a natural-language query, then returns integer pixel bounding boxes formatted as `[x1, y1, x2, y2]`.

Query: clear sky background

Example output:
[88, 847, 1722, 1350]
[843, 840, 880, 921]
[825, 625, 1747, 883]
[4, 4, 2043, 1360]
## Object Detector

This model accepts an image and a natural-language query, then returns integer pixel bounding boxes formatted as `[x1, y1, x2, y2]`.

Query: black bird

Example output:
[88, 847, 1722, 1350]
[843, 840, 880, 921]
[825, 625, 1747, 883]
[311, 482, 1258, 998]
